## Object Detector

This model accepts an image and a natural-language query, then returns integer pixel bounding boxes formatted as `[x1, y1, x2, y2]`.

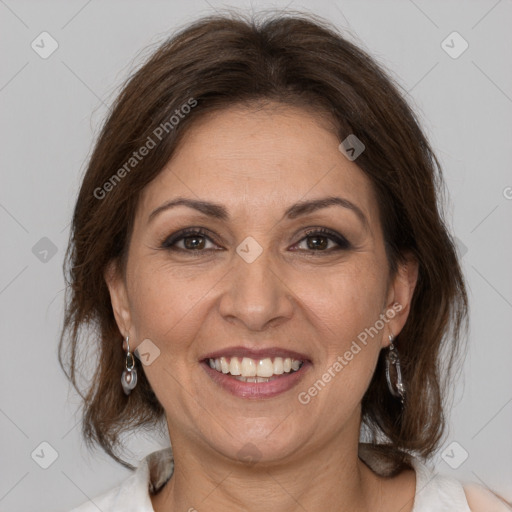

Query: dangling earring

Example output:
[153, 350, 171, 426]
[121, 335, 137, 395]
[385, 335, 405, 405]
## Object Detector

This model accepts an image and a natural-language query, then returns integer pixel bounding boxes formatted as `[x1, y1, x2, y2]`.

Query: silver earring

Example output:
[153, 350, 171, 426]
[121, 335, 137, 395]
[385, 335, 405, 405]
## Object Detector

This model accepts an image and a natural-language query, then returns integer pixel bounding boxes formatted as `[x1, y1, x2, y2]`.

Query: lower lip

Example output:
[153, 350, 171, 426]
[201, 361, 311, 399]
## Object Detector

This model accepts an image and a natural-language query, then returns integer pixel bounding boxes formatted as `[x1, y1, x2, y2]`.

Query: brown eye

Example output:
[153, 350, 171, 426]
[292, 228, 351, 252]
[182, 234, 206, 250]
[161, 228, 219, 252]
[305, 234, 330, 250]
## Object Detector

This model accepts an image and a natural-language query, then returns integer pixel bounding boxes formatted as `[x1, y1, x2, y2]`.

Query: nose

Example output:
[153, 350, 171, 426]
[218, 246, 295, 332]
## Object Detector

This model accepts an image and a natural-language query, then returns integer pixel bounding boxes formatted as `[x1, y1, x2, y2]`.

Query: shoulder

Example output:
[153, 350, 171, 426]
[463, 483, 512, 512]
[68, 484, 123, 511]
[66, 461, 146, 511]
[359, 444, 471, 510]
[67, 447, 174, 511]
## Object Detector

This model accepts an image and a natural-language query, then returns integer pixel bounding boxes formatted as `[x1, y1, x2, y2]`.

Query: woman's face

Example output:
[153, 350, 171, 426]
[107, 103, 416, 466]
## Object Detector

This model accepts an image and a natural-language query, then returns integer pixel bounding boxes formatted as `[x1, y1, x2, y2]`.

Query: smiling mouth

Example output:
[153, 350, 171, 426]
[206, 356, 304, 382]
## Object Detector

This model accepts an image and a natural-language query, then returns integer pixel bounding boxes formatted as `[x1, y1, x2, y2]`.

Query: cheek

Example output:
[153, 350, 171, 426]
[295, 261, 388, 403]
[128, 251, 389, 353]
[298, 259, 388, 345]
[127, 260, 224, 351]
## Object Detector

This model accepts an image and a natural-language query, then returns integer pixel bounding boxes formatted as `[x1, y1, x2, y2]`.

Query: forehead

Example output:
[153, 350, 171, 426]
[137, 103, 378, 225]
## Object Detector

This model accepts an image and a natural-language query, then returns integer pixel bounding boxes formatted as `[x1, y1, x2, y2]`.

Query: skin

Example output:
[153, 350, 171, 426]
[106, 102, 421, 512]
[464, 485, 512, 511]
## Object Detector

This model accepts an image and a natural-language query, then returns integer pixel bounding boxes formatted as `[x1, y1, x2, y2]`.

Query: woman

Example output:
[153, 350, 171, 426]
[60, 11, 507, 512]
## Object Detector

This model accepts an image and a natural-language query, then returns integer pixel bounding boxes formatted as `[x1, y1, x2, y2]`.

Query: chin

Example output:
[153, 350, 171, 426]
[208, 420, 308, 467]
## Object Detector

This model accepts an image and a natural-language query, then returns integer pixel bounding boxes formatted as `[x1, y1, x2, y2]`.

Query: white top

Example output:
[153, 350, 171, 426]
[69, 445, 472, 511]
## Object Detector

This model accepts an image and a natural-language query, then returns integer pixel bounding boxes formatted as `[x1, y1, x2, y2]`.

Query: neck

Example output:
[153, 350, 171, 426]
[151, 421, 382, 512]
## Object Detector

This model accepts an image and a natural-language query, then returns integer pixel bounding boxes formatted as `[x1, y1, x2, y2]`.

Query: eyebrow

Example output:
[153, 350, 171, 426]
[148, 196, 368, 228]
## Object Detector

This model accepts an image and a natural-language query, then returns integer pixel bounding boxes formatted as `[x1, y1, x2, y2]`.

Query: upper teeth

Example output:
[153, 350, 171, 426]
[208, 356, 303, 377]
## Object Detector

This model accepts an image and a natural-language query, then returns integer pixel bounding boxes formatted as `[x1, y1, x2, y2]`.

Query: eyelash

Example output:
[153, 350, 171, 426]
[160, 227, 351, 255]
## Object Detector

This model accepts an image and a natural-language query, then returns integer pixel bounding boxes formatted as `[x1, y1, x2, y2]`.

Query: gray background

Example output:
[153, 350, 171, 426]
[1, 0, 511, 510]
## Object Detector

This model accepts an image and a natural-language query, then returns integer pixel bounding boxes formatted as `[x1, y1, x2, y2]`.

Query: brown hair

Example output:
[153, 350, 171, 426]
[59, 11, 468, 472]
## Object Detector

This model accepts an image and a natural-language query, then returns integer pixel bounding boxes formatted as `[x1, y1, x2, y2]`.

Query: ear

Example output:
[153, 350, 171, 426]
[381, 252, 419, 348]
[104, 259, 133, 339]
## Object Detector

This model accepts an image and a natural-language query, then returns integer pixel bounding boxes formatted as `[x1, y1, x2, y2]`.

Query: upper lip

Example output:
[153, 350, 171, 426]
[200, 346, 310, 362]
